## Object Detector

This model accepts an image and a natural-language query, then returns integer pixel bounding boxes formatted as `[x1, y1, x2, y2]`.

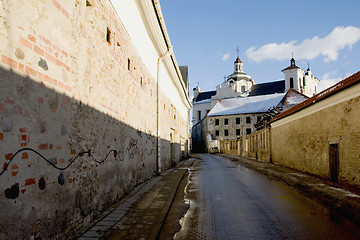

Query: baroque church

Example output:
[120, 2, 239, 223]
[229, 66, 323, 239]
[192, 56, 319, 126]
[191, 55, 319, 152]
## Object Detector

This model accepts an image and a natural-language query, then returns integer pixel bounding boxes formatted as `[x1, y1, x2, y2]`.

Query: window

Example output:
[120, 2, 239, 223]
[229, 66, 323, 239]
[86, 0, 92, 6]
[198, 111, 201, 121]
[224, 118, 229, 125]
[290, 77, 294, 88]
[246, 128, 251, 135]
[215, 119, 219, 125]
[224, 130, 229, 136]
[241, 85, 246, 92]
[303, 77, 306, 86]
[257, 116, 261, 122]
[236, 117, 240, 124]
[215, 130, 219, 136]
[236, 129, 240, 136]
[106, 27, 111, 44]
[246, 116, 251, 124]
[127, 58, 131, 71]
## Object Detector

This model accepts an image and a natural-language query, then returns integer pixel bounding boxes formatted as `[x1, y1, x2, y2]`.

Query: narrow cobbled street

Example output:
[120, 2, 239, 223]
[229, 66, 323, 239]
[170, 154, 360, 239]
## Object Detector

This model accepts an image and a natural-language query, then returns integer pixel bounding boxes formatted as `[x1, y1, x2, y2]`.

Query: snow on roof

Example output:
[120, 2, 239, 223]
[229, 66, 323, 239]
[207, 93, 286, 117]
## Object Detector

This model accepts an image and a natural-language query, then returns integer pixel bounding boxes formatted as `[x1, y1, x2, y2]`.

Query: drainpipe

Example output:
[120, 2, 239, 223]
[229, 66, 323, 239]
[156, 47, 171, 174]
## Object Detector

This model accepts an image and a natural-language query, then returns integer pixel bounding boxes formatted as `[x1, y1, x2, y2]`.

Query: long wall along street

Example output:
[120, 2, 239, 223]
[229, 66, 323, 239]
[0, 0, 191, 239]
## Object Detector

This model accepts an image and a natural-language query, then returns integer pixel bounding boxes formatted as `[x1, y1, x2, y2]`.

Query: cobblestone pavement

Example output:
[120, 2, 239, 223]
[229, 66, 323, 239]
[76, 158, 195, 240]
[223, 153, 360, 227]
[76, 153, 360, 239]
[174, 154, 360, 239]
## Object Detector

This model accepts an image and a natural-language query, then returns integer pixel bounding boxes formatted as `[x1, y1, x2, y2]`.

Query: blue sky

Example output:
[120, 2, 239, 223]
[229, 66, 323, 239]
[160, 0, 360, 96]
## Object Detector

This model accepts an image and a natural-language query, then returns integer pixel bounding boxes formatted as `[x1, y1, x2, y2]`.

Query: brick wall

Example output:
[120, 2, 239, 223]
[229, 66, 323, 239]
[0, 0, 189, 239]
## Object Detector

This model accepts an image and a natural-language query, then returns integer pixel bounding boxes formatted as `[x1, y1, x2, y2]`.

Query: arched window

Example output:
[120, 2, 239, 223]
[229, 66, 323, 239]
[241, 85, 246, 92]
[290, 77, 294, 88]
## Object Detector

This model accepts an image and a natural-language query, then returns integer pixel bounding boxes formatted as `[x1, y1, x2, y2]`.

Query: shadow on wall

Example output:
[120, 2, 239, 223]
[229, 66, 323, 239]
[191, 120, 207, 153]
[0, 66, 180, 239]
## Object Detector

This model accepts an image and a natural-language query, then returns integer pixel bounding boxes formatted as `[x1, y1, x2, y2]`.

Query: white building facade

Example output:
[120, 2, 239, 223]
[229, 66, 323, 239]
[192, 57, 319, 126]
[282, 58, 319, 97]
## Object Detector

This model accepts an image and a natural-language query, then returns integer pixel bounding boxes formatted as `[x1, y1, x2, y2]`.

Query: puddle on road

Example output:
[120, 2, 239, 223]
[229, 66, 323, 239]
[174, 160, 210, 240]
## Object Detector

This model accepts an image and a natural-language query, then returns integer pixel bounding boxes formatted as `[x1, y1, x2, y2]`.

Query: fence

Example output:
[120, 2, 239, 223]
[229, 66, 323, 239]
[219, 128, 271, 162]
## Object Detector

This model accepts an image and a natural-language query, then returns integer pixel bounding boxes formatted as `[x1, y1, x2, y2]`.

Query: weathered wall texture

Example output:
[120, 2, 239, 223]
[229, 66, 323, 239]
[0, 0, 190, 239]
[220, 128, 271, 162]
[271, 83, 360, 185]
[191, 119, 208, 153]
[207, 114, 260, 139]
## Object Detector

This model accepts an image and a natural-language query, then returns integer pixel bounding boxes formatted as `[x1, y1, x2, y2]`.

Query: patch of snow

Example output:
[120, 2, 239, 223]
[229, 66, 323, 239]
[328, 186, 360, 198]
[285, 94, 307, 105]
[193, 99, 212, 104]
[207, 93, 285, 116]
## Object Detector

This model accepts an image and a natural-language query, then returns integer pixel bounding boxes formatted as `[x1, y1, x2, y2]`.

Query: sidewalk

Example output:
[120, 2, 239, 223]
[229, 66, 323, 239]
[77, 158, 195, 240]
[223, 154, 360, 228]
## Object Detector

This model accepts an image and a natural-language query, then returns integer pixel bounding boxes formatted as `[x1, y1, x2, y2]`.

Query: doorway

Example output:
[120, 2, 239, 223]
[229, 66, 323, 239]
[329, 143, 339, 182]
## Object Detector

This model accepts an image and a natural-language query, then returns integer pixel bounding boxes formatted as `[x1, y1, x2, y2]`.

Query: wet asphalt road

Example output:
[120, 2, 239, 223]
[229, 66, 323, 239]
[174, 154, 360, 239]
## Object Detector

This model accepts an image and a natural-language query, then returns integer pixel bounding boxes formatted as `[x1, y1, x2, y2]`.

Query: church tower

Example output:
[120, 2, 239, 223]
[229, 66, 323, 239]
[282, 58, 319, 97]
[234, 56, 243, 73]
[282, 58, 304, 93]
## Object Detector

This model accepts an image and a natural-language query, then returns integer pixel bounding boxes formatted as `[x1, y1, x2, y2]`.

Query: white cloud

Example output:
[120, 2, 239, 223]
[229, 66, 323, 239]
[318, 71, 342, 92]
[246, 26, 360, 63]
[222, 53, 230, 61]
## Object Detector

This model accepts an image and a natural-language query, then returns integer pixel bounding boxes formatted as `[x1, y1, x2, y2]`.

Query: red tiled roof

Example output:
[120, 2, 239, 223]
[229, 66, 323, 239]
[271, 70, 360, 123]
[234, 56, 243, 63]
[281, 64, 301, 72]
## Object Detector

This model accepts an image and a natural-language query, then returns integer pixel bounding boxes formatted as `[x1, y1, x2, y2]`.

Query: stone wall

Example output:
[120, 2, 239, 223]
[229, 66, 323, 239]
[0, 0, 189, 239]
[219, 128, 271, 162]
[271, 83, 360, 185]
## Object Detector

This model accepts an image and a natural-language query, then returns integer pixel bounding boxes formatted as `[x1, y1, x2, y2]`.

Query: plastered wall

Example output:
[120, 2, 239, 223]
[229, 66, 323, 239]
[271, 85, 360, 185]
